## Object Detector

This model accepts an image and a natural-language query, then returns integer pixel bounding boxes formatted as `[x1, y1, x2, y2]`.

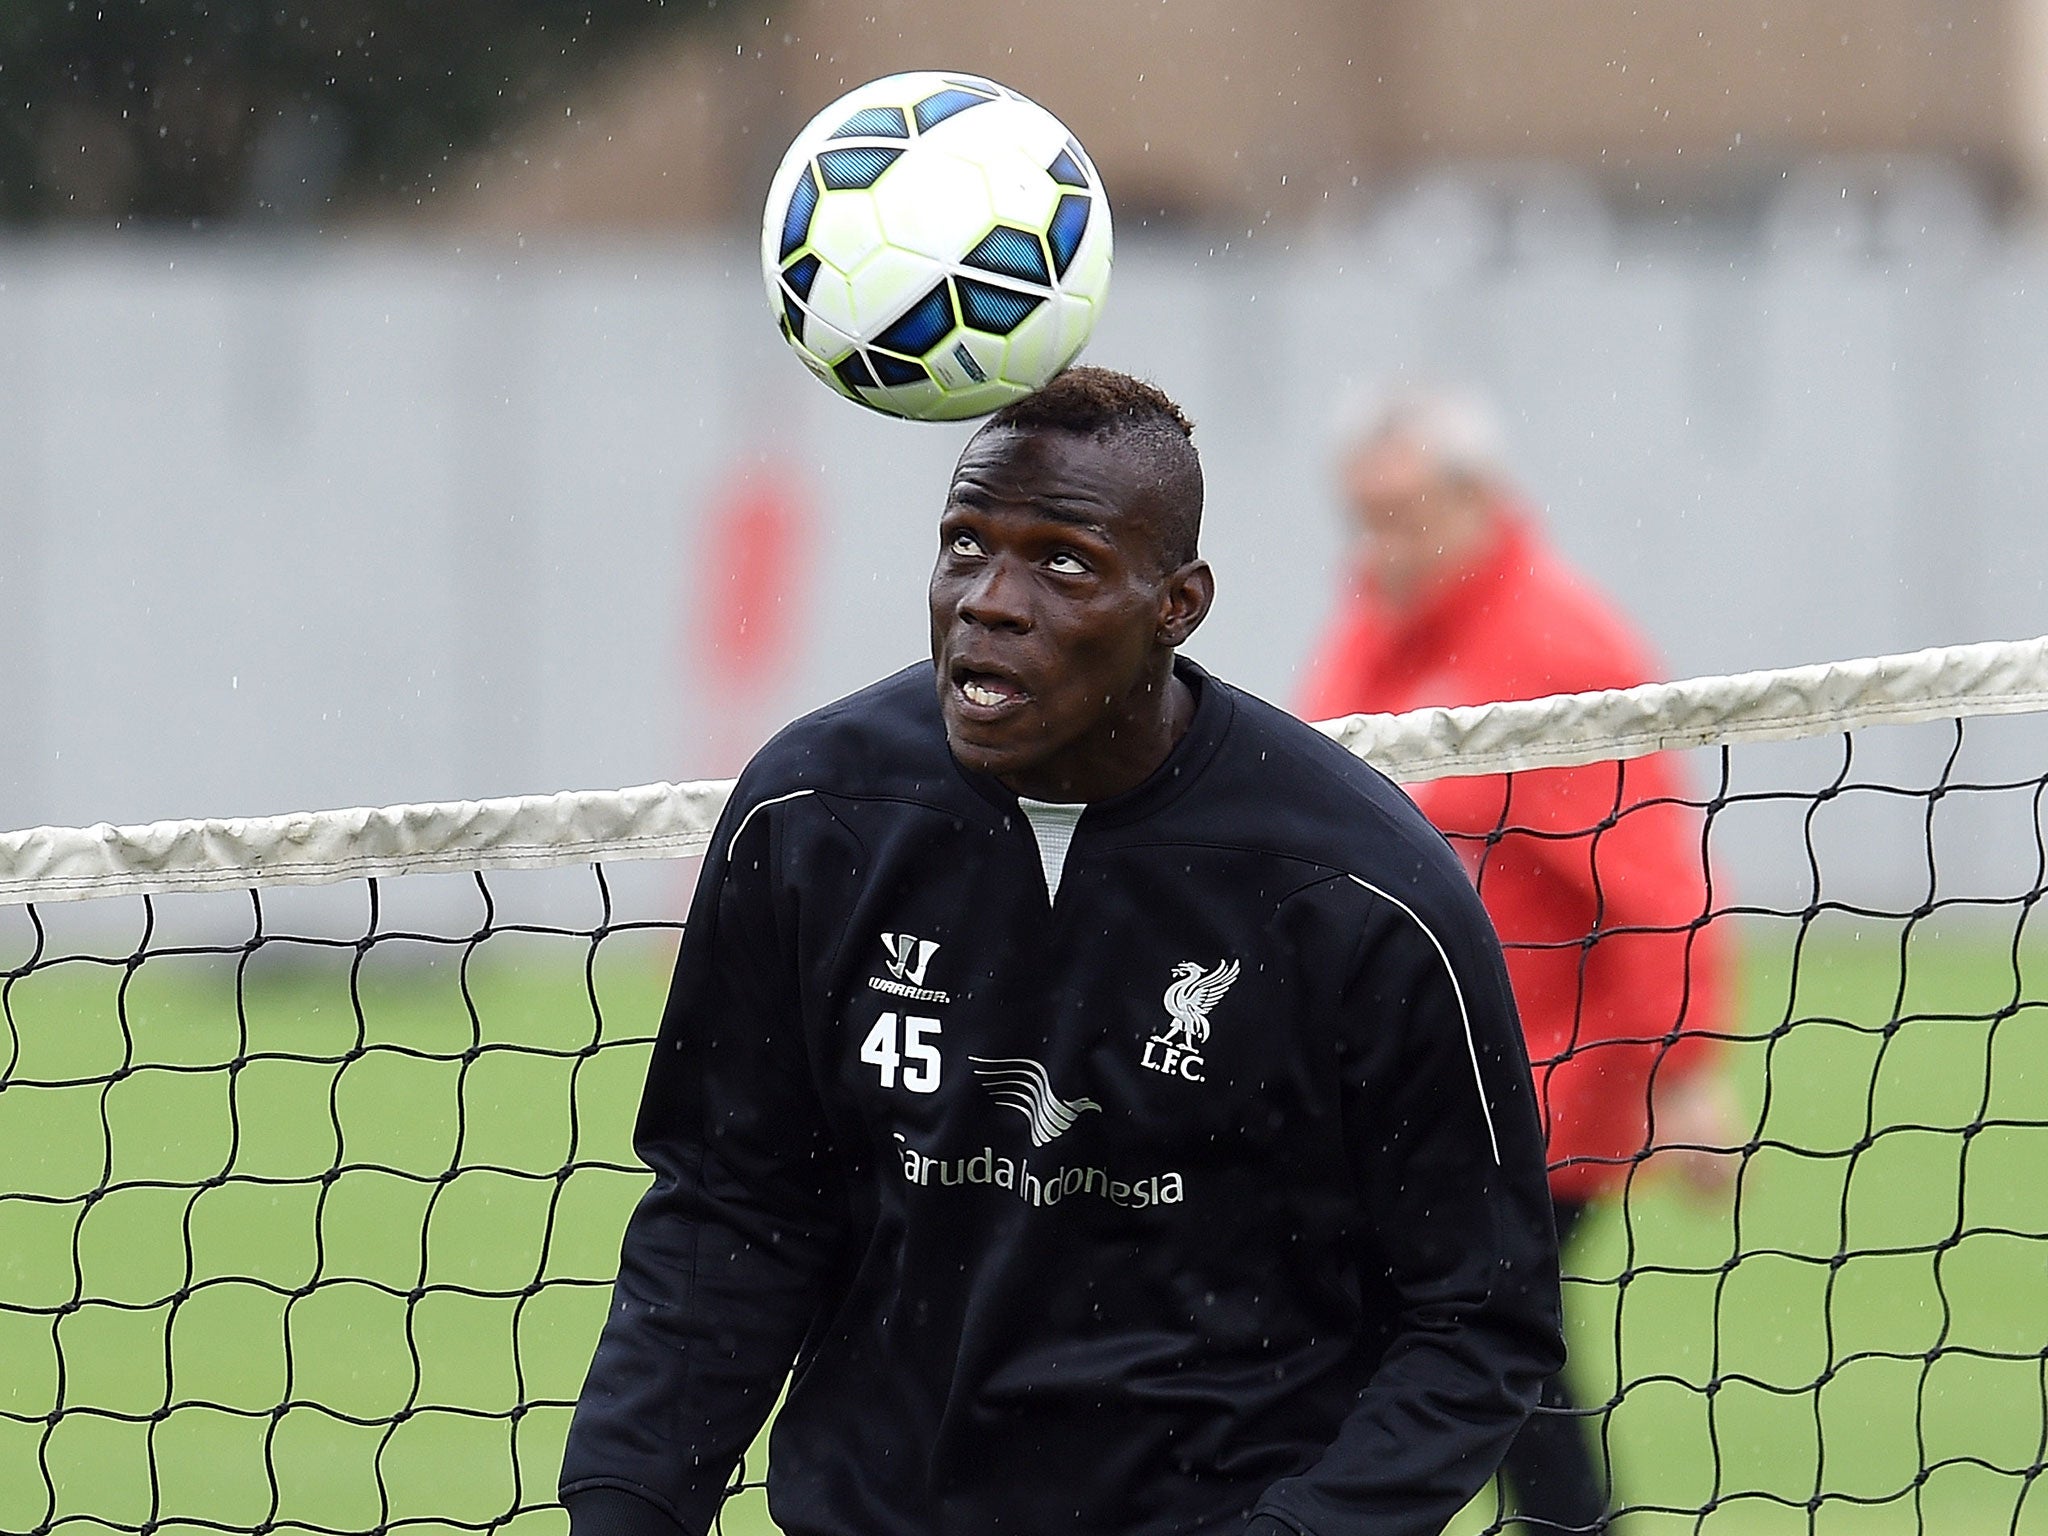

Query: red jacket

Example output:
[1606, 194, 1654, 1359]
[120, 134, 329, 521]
[1299, 513, 1727, 1199]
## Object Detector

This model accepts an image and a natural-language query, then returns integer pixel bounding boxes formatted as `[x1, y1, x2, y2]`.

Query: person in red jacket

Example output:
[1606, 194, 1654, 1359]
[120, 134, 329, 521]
[1299, 386, 1734, 1535]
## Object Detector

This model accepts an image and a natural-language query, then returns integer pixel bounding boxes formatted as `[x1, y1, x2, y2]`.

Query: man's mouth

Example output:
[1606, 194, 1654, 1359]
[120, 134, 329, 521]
[951, 665, 1030, 717]
[962, 677, 1015, 708]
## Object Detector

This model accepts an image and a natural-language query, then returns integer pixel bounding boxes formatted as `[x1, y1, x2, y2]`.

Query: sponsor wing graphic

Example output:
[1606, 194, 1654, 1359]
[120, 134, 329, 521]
[969, 1056, 1101, 1147]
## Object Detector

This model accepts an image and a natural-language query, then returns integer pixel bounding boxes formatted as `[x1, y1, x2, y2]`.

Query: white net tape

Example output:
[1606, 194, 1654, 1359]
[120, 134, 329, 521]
[6, 635, 2046, 906]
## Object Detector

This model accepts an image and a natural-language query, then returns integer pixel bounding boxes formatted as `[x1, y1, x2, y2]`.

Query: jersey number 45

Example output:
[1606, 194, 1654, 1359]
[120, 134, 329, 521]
[861, 1012, 943, 1093]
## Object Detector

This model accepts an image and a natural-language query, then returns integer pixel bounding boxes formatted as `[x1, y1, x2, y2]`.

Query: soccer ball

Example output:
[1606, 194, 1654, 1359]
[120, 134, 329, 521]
[761, 72, 1114, 422]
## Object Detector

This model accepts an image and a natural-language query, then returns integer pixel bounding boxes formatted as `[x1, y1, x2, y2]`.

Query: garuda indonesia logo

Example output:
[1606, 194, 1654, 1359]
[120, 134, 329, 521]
[970, 1056, 1100, 1147]
[1141, 959, 1239, 1082]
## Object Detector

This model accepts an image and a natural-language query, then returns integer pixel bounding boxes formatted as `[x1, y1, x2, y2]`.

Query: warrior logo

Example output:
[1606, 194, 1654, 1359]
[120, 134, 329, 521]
[1142, 959, 1239, 1081]
[871, 932, 950, 1004]
[882, 933, 940, 986]
[970, 1056, 1101, 1147]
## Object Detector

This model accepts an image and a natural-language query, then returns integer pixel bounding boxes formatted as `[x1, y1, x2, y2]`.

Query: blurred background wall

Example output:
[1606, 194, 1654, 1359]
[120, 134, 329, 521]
[2, 0, 2044, 864]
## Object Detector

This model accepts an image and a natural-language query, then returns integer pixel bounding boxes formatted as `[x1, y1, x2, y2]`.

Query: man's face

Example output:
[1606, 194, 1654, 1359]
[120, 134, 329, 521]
[1342, 435, 1492, 608]
[929, 427, 1208, 801]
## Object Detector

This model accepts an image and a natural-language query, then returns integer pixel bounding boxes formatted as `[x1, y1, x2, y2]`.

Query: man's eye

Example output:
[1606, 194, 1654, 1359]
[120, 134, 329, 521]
[949, 530, 983, 557]
[1047, 551, 1088, 575]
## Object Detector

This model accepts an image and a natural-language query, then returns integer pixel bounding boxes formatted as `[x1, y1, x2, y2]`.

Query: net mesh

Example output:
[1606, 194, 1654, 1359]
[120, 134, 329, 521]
[4, 638, 2046, 1536]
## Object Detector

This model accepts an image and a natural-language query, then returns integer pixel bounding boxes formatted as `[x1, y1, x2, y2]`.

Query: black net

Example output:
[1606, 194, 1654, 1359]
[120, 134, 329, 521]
[0, 866, 728, 1536]
[3, 708, 2046, 1536]
[1458, 713, 2048, 1536]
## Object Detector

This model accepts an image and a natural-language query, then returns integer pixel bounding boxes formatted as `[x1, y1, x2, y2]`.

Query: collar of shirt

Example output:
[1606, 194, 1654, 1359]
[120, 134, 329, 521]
[946, 655, 1236, 831]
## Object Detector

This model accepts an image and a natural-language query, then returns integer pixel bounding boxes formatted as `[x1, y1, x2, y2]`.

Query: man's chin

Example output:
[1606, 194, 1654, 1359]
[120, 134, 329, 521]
[943, 724, 1015, 778]
[942, 716, 1041, 789]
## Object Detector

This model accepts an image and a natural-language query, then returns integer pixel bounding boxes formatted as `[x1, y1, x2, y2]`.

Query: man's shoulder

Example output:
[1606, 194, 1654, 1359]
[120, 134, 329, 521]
[1214, 677, 1389, 787]
[1193, 678, 1499, 954]
[1202, 676, 1459, 871]
[731, 662, 956, 808]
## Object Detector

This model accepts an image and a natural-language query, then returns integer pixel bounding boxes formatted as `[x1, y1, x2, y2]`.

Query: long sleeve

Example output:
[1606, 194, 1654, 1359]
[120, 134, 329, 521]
[1250, 875, 1565, 1536]
[559, 788, 850, 1536]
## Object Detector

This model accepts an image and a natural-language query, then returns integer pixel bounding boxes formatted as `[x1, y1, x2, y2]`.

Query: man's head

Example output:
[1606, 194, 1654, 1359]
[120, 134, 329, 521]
[1337, 386, 1513, 609]
[929, 367, 1214, 802]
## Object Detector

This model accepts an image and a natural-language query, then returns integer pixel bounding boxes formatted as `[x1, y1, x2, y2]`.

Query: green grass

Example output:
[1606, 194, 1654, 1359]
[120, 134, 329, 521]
[4, 914, 2046, 1535]
[1446, 914, 2048, 1536]
[0, 928, 671, 1536]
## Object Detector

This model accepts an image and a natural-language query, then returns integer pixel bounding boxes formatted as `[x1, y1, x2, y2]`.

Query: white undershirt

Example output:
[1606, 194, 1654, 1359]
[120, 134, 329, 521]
[1015, 797, 1087, 902]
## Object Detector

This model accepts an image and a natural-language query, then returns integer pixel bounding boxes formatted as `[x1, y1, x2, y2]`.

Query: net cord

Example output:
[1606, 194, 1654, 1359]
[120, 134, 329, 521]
[5, 633, 2045, 906]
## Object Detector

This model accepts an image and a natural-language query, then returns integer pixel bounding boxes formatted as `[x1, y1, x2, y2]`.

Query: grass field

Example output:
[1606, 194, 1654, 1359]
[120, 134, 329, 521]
[3, 910, 2045, 1535]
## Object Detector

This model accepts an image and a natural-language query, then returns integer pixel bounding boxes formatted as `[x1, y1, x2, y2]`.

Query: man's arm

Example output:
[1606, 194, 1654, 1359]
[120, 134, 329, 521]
[1250, 873, 1564, 1536]
[559, 793, 848, 1536]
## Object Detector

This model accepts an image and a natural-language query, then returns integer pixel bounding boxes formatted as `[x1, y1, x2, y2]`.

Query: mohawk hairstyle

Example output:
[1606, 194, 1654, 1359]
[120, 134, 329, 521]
[981, 366, 1204, 568]
[987, 365, 1196, 440]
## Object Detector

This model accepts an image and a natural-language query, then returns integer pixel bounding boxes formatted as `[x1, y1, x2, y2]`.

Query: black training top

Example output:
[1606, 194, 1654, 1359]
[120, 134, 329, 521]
[559, 658, 1563, 1536]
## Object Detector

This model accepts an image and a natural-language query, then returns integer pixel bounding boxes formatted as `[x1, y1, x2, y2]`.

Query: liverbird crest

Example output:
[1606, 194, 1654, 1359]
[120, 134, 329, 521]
[1161, 959, 1240, 1047]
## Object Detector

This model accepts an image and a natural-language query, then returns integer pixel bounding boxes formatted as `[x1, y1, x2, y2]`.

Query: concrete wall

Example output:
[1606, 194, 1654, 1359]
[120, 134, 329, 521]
[2, 211, 2045, 914]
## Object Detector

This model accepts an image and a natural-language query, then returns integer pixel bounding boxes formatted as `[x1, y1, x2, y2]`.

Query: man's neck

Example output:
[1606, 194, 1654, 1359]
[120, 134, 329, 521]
[998, 661, 1195, 803]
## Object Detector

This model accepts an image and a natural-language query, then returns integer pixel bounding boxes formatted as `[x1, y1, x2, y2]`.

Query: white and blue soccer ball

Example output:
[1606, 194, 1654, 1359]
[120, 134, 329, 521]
[761, 72, 1114, 422]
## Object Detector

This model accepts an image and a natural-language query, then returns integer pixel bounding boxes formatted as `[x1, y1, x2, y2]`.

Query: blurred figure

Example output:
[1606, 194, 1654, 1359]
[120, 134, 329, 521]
[1299, 386, 1736, 1535]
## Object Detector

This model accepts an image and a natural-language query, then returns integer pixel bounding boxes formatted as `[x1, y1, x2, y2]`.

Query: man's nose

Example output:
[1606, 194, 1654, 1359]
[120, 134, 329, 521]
[957, 555, 1033, 631]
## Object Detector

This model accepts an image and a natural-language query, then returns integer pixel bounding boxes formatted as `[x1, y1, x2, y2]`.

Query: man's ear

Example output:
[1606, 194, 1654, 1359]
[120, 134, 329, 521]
[1156, 560, 1215, 647]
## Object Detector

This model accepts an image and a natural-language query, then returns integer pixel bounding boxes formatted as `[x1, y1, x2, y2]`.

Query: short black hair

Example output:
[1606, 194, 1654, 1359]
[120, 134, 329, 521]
[980, 366, 1204, 569]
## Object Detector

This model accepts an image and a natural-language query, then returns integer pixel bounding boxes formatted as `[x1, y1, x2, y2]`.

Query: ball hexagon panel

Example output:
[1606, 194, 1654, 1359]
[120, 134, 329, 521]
[916, 378, 1018, 421]
[796, 258, 864, 348]
[843, 245, 946, 343]
[963, 226, 1051, 287]
[797, 308, 860, 365]
[833, 351, 879, 394]
[929, 335, 1001, 391]
[873, 282, 958, 357]
[869, 149, 997, 264]
[976, 147, 1066, 232]
[861, 370, 953, 421]
[1057, 220, 1113, 303]
[779, 256, 822, 342]
[955, 277, 1044, 335]
[815, 145, 904, 192]
[781, 253, 823, 301]
[803, 191, 889, 276]
[1046, 194, 1092, 279]
[779, 166, 821, 261]
[913, 85, 997, 134]
[867, 353, 929, 389]
[1048, 291, 1097, 370]
[925, 95, 1065, 163]
[998, 302, 1071, 389]
[830, 105, 910, 140]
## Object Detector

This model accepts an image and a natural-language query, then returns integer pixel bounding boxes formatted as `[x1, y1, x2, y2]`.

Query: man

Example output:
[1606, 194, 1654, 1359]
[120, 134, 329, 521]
[561, 368, 1564, 1536]
[1300, 386, 1734, 1534]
